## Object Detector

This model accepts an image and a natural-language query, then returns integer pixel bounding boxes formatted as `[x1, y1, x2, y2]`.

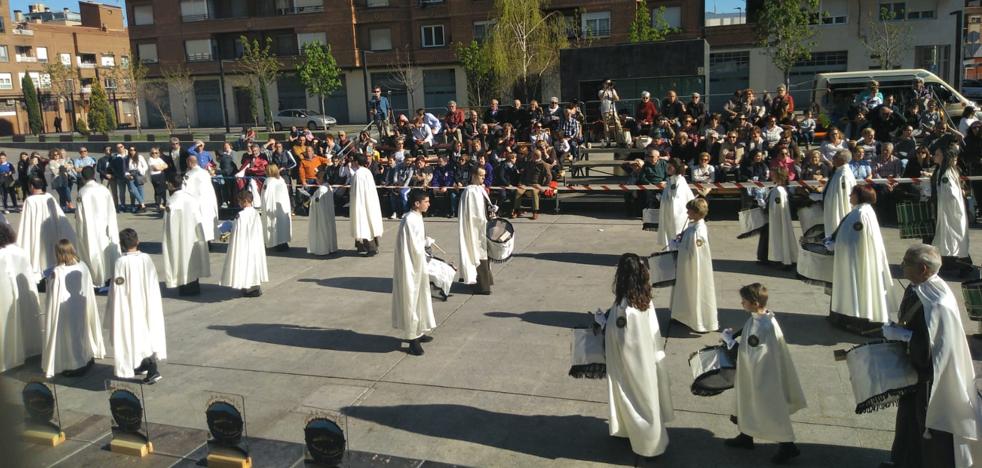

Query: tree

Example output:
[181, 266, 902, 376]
[391, 46, 422, 112]
[161, 63, 193, 131]
[629, 1, 674, 42]
[22, 75, 43, 135]
[143, 80, 174, 131]
[43, 63, 77, 132]
[240, 35, 281, 129]
[87, 82, 116, 134]
[297, 42, 342, 115]
[755, 0, 821, 87]
[454, 40, 496, 108]
[486, 0, 568, 101]
[108, 60, 148, 133]
[862, 6, 913, 70]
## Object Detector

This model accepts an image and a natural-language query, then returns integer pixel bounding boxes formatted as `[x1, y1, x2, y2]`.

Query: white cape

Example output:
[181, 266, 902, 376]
[75, 181, 121, 286]
[17, 193, 77, 275]
[458, 185, 488, 285]
[261, 177, 293, 247]
[734, 311, 806, 442]
[391, 211, 436, 340]
[831, 204, 897, 323]
[0, 245, 42, 372]
[221, 206, 268, 289]
[823, 165, 856, 236]
[349, 166, 383, 242]
[109, 252, 166, 379]
[767, 186, 798, 265]
[654, 175, 694, 249]
[914, 276, 982, 468]
[182, 167, 219, 241]
[308, 185, 339, 255]
[605, 299, 674, 457]
[670, 219, 718, 332]
[932, 167, 970, 258]
[162, 190, 211, 287]
[42, 262, 105, 377]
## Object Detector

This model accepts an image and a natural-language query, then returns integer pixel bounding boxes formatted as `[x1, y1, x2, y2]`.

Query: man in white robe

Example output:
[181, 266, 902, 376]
[308, 167, 339, 256]
[261, 167, 292, 251]
[882, 244, 981, 468]
[109, 228, 166, 384]
[163, 187, 211, 296]
[17, 178, 77, 278]
[654, 159, 694, 250]
[670, 198, 718, 333]
[349, 153, 384, 256]
[0, 223, 42, 372]
[182, 155, 219, 243]
[458, 166, 493, 295]
[74, 167, 120, 288]
[392, 189, 437, 356]
[724, 283, 806, 464]
[220, 190, 268, 297]
[823, 149, 856, 237]
[930, 147, 972, 276]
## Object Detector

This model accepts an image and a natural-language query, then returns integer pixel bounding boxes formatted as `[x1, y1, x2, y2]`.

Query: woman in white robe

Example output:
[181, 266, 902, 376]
[605, 253, 673, 457]
[109, 229, 166, 382]
[42, 239, 105, 378]
[670, 198, 718, 333]
[221, 191, 268, 297]
[823, 149, 856, 237]
[762, 168, 797, 266]
[392, 190, 437, 356]
[261, 164, 293, 251]
[929, 146, 972, 272]
[75, 170, 121, 286]
[307, 168, 339, 256]
[653, 158, 694, 250]
[0, 224, 42, 372]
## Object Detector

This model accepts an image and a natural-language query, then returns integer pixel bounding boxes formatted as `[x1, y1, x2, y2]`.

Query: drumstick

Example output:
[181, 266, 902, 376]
[431, 242, 449, 256]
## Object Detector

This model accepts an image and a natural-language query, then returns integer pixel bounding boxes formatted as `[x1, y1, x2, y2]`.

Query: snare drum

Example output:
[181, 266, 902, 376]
[737, 208, 767, 239]
[649, 250, 677, 288]
[841, 340, 918, 414]
[961, 279, 982, 321]
[427, 256, 457, 300]
[688, 345, 738, 396]
[486, 218, 515, 263]
[796, 243, 834, 286]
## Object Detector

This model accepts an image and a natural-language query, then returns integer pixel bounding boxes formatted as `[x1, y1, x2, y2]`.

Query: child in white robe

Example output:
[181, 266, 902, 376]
[220, 190, 268, 297]
[42, 239, 105, 378]
[670, 197, 718, 333]
[261, 164, 293, 252]
[756, 167, 797, 267]
[307, 166, 339, 256]
[653, 158, 694, 250]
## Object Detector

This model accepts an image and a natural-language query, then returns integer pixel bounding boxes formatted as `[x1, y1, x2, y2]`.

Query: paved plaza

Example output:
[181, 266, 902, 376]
[2, 193, 981, 467]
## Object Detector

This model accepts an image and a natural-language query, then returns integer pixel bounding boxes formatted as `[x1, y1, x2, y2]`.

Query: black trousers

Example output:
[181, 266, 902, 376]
[890, 381, 955, 468]
[475, 259, 493, 294]
[756, 228, 769, 262]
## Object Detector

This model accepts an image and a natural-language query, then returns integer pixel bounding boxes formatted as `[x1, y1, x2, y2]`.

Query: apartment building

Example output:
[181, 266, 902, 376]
[126, 0, 703, 127]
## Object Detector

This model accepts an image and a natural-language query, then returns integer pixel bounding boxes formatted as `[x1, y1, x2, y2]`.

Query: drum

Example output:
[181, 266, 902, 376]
[737, 208, 767, 239]
[569, 327, 606, 379]
[486, 218, 515, 263]
[896, 201, 935, 239]
[840, 340, 918, 414]
[797, 242, 834, 287]
[688, 345, 738, 396]
[427, 256, 457, 301]
[796, 203, 824, 234]
[649, 250, 677, 288]
[961, 279, 982, 321]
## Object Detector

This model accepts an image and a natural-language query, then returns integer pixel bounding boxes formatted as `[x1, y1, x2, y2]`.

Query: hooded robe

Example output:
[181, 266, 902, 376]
[823, 165, 856, 236]
[767, 186, 798, 265]
[458, 184, 488, 285]
[307, 184, 339, 255]
[182, 166, 219, 242]
[220, 206, 268, 289]
[830, 204, 897, 323]
[162, 190, 211, 288]
[670, 219, 718, 332]
[0, 244, 42, 372]
[653, 174, 694, 249]
[17, 193, 77, 276]
[42, 262, 105, 377]
[349, 166, 384, 242]
[261, 176, 293, 247]
[109, 251, 166, 379]
[391, 210, 436, 340]
[75, 180, 121, 285]
[931, 166, 970, 258]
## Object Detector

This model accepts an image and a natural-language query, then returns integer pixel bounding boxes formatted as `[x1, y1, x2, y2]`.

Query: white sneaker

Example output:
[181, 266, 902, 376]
[389, 213, 398, 220]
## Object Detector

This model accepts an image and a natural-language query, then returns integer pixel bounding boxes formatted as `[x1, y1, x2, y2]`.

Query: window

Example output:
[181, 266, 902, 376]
[18, 72, 50, 90]
[879, 2, 905, 21]
[133, 4, 154, 25]
[659, 6, 681, 29]
[582, 11, 611, 38]
[423, 69, 456, 111]
[473, 20, 495, 43]
[121, 56, 129, 67]
[100, 54, 115, 67]
[906, 9, 935, 20]
[421, 25, 446, 48]
[59, 53, 70, 65]
[369, 28, 392, 51]
[297, 32, 326, 48]
[36, 47, 47, 63]
[915, 45, 951, 81]
[814, 2, 848, 25]
[0, 73, 11, 90]
[104, 78, 117, 90]
[137, 43, 158, 63]
[366, 0, 388, 7]
[0, 46, 8, 63]
[185, 39, 214, 62]
[180, 0, 209, 22]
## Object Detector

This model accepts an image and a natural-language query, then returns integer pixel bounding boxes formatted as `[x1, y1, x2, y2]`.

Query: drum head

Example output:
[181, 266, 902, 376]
[801, 242, 831, 255]
[802, 224, 826, 243]
[487, 218, 514, 242]
[691, 368, 736, 396]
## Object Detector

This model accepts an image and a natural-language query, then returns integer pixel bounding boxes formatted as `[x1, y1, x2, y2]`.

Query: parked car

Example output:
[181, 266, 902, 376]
[272, 109, 337, 131]
[962, 79, 982, 101]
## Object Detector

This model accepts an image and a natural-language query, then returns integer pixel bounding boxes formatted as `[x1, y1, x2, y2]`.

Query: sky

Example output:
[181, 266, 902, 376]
[9, 0, 126, 17]
[706, 0, 746, 14]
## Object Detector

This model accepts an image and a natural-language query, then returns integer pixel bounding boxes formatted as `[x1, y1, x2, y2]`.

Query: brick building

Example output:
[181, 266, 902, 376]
[125, 0, 703, 127]
[0, 1, 135, 136]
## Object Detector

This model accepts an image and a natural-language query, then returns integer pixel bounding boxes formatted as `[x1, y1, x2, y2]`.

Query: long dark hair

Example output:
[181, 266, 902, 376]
[613, 253, 652, 310]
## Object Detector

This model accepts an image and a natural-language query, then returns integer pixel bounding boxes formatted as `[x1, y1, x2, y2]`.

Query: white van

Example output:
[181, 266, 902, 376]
[813, 69, 977, 124]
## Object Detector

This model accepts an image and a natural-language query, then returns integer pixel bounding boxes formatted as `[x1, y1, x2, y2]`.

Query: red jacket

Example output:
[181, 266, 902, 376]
[636, 101, 659, 124]
[445, 109, 465, 129]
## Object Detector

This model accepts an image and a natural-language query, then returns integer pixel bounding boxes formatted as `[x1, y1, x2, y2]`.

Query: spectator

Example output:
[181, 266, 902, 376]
[216, 142, 238, 207]
[528, 99, 545, 129]
[661, 90, 686, 126]
[800, 150, 831, 182]
[857, 128, 880, 160]
[508, 99, 530, 140]
[686, 92, 707, 127]
[411, 117, 435, 157]
[462, 110, 481, 144]
[409, 156, 431, 190]
[959, 106, 978, 137]
[559, 108, 582, 159]
[46, 149, 76, 210]
[545, 96, 563, 129]
[430, 155, 457, 217]
[770, 84, 795, 121]
[369, 87, 392, 140]
[819, 128, 848, 163]
[762, 116, 783, 149]
[719, 131, 745, 182]
[95, 147, 112, 184]
[187, 140, 214, 169]
[894, 125, 917, 159]
[691, 152, 716, 184]
[389, 153, 415, 219]
[740, 150, 769, 182]
[848, 145, 872, 180]
[798, 110, 816, 147]
[483, 98, 503, 126]
[854, 80, 884, 111]
[699, 131, 722, 165]
[146, 147, 168, 209]
[701, 113, 726, 140]
[769, 147, 798, 181]
[0, 152, 16, 212]
[512, 148, 549, 220]
[722, 89, 743, 125]
[444, 101, 465, 144]
[124, 147, 148, 213]
[299, 147, 328, 186]
[868, 105, 906, 143]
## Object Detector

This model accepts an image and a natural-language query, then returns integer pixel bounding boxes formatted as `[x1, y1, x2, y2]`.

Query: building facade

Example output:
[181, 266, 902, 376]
[125, 0, 703, 127]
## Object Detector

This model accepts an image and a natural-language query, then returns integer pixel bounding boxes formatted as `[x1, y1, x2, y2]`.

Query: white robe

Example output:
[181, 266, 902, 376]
[654, 175, 694, 249]
[823, 165, 856, 236]
[391, 211, 436, 340]
[767, 186, 798, 265]
[670, 219, 718, 332]
[221, 206, 268, 289]
[75, 181, 121, 286]
[605, 299, 674, 457]
[182, 167, 219, 242]
[261, 176, 293, 247]
[349, 166, 383, 242]
[932, 167, 970, 258]
[734, 311, 807, 442]
[162, 190, 211, 288]
[0, 245, 42, 372]
[17, 193, 77, 276]
[42, 262, 105, 378]
[458, 185, 488, 285]
[913, 276, 982, 467]
[109, 252, 166, 379]
[307, 184, 339, 255]
[830, 204, 896, 323]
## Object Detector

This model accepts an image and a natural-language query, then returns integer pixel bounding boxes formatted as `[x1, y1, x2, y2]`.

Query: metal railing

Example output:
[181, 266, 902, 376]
[277, 5, 324, 15]
[182, 13, 210, 22]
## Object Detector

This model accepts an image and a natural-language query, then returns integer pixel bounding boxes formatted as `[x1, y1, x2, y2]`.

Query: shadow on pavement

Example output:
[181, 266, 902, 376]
[298, 276, 392, 294]
[485, 311, 593, 328]
[513, 252, 621, 267]
[3, 357, 115, 392]
[139, 241, 162, 255]
[207, 323, 405, 354]
[714, 308, 867, 348]
[160, 283, 243, 304]
[711, 259, 798, 279]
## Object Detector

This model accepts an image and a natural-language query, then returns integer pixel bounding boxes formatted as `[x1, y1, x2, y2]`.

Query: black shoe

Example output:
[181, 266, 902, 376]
[771, 443, 800, 464]
[419, 335, 434, 343]
[243, 286, 262, 297]
[275, 243, 290, 252]
[133, 357, 152, 376]
[144, 372, 162, 385]
[355, 242, 366, 253]
[724, 433, 755, 450]
[408, 339, 424, 356]
[366, 249, 378, 257]
[63, 358, 95, 377]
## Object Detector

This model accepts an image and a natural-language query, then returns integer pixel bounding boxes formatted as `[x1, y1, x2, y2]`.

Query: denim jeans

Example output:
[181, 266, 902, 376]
[55, 185, 71, 207]
[114, 179, 128, 207]
[127, 180, 145, 206]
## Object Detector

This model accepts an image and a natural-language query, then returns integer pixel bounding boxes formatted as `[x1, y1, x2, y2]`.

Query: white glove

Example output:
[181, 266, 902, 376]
[425, 237, 435, 248]
[823, 236, 835, 252]
[593, 308, 608, 328]
[490, 204, 499, 213]
[721, 328, 737, 349]
[668, 239, 680, 251]
[882, 323, 913, 342]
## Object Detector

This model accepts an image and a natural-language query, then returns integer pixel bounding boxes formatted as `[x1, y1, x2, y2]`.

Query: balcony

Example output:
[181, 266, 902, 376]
[78, 62, 96, 69]
[182, 13, 210, 22]
[11, 28, 34, 36]
[187, 52, 214, 62]
[277, 5, 323, 15]
[15, 55, 37, 63]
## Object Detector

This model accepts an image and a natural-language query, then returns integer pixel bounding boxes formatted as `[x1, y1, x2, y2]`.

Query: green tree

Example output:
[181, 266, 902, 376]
[22, 75, 43, 135]
[755, 0, 822, 86]
[486, 0, 568, 100]
[454, 40, 496, 108]
[297, 42, 342, 115]
[629, 1, 674, 42]
[87, 82, 116, 134]
[240, 35, 281, 129]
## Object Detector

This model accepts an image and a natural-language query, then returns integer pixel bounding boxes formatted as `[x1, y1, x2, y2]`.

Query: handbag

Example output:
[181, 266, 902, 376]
[129, 170, 145, 186]
[569, 327, 606, 379]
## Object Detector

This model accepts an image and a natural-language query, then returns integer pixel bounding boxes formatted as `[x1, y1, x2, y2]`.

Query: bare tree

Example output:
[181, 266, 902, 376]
[391, 46, 423, 113]
[144, 79, 174, 132]
[42, 62, 77, 132]
[107, 61, 148, 133]
[161, 63, 194, 131]
[862, 6, 913, 70]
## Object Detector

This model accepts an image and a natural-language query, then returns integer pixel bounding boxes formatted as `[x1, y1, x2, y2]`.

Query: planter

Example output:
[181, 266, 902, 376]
[89, 134, 109, 142]
[12, 135, 25, 142]
[123, 134, 133, 142]
[146, 134, 155, 142]
[59, 135, 73, 142]
[209, 133, 227, 142]
[171, 133, 193, 142]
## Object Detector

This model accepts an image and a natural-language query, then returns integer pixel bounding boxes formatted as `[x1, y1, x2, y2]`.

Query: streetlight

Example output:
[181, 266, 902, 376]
[362, 49, 375, 124]
[736, 6, 743, 24]
[218, 58, 232, 133]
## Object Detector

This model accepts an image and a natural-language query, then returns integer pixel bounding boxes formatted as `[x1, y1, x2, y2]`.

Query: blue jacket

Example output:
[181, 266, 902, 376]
[431, 164, 455, 187]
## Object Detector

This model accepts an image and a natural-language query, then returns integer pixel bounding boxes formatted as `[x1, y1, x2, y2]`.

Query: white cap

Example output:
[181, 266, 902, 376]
[641, 91, 650, 98]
